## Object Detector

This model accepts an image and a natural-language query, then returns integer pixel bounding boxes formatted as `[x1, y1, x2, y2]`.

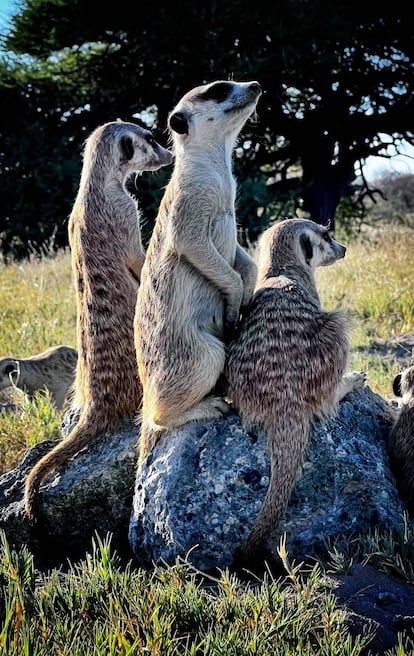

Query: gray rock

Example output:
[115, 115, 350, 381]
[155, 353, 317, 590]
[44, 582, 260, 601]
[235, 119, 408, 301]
[129, 386, 404, 571]
[0, 385, 404, 571]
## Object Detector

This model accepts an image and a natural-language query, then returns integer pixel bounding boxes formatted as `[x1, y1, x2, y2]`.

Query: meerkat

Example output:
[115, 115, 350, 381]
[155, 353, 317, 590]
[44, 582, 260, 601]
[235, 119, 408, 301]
[0, 345, 78, 410]
[23, 120, 172, 520]
[134, 80, 261, 464]
[387, 364, 414, 516]
[224, 218, 367, 562]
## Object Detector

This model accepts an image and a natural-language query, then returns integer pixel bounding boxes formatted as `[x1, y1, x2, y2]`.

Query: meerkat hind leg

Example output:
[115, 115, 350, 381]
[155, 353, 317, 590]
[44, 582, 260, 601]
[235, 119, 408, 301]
[157, 395, 230, 430]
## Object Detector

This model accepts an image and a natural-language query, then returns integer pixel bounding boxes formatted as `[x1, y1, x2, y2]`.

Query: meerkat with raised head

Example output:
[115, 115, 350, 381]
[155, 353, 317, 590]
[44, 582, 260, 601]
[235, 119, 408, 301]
[24, 120, 172, 520]
[0, 345, 78, 410]
[387, 364, 414, 516]
[224, 218, 367, 562]
[134, 80, 261, 464]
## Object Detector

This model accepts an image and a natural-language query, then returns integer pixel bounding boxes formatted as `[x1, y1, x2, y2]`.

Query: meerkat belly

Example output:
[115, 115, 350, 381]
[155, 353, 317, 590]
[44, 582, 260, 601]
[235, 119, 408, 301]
[172, 261, 225, 337]
[210, 212, 237, 264]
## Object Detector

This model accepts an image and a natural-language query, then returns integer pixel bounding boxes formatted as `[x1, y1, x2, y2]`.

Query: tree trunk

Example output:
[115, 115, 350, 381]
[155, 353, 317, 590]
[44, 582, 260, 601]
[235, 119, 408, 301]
[300, 138, 355, 232]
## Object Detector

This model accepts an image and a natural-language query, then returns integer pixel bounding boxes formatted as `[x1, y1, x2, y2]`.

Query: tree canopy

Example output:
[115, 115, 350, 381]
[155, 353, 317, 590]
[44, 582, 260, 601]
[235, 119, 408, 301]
[0, 0, 413, 259]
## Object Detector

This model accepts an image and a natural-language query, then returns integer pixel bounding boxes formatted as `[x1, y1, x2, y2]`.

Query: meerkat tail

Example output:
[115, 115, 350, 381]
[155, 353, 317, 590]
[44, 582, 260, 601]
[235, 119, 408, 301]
[239, 421, 309, 560]
[24, 412, 108, 521]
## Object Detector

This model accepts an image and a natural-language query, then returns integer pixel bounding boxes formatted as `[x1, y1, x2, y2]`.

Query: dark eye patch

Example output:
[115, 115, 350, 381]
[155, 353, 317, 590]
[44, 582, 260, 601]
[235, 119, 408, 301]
[201, 82, 232, 103]
[322, 232, 331, 243]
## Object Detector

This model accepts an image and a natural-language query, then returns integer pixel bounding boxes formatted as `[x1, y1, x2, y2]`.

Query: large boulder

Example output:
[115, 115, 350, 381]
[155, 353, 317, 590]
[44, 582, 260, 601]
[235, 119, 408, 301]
[129, 386, 404, 571]
[0, 386, 404, 571]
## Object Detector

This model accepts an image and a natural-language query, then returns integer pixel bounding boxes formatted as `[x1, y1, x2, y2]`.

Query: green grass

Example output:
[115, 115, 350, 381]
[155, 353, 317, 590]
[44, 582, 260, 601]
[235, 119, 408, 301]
[0, 228, 414, 654]
[316, 226, 414, 398]
[0, 249, 76, 358]
[0, 532, 376, 656]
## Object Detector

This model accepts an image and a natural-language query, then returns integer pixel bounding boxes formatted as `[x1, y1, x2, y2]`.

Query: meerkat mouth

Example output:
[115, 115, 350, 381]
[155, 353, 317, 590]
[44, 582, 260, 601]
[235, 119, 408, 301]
[224, 100, 258, 114]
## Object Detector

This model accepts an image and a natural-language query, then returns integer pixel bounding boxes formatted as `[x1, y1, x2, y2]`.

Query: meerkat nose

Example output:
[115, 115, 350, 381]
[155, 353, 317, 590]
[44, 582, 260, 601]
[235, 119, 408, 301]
[249, 82, 262, 95]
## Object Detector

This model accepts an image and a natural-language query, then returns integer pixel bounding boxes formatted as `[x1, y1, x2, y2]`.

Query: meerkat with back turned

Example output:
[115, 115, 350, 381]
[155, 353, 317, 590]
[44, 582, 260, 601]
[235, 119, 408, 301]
[134, 80, 261, 464]
[224, 218, 366, 562]
[387, 364, 414, 516]
[0, 345, 78, 410]
[24, 120, 172, 520]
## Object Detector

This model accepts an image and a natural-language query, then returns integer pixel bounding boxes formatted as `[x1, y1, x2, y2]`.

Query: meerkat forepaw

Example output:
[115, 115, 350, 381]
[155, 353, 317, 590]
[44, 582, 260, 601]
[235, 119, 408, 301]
[337, 370, 368, 401]
[346, 370, 368, 389]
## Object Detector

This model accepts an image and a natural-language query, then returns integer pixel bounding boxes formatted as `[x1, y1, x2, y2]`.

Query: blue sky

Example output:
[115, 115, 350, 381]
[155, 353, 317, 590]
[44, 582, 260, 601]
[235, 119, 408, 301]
[0, 0, 15, 27]
[0, 0, 413, 181]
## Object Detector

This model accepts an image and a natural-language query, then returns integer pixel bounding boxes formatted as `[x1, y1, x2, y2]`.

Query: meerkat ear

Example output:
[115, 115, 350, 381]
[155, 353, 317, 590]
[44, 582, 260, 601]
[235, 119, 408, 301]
[393, 373, 402, 397]
[299, 233, 314, 265]
[120, 135, 135, 161]
[169, 111, 189, 135]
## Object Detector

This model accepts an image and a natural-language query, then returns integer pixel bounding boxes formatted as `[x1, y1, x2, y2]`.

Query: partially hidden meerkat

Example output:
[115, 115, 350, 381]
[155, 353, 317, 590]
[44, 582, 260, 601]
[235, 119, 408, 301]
[387, 364, 414, 516]
[134, 80, 261, 464]
[23, 120, 172, 520]
[0, 345, 78, 410]
[224, 218, 367, 562]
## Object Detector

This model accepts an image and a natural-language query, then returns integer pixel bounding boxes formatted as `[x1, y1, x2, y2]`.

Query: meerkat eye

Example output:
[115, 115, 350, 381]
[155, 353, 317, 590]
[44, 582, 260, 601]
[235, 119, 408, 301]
[201, 82, 232, 103]
[120, 135, 135, 161]
[393, 373, 402, 397]
[2, 363, 16, 377]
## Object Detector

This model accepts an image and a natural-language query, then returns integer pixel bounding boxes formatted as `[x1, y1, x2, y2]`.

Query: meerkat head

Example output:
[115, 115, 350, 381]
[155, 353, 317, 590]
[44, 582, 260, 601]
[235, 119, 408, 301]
[82, 121, 173, 182]
[295, 220, 346, 269]
[393, 365, 414, 404]
[256, 218, 346, 280]
[168, 80, 262, 151]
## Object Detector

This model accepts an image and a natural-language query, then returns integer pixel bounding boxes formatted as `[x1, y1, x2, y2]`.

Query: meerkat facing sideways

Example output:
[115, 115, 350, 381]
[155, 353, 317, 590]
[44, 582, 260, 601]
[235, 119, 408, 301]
[224, 218, 367, 562]
[24, 120, 172, 521]
[135, 80, 261, 464]
[387, 364, 414, 516]
[0, 345, 78, 410]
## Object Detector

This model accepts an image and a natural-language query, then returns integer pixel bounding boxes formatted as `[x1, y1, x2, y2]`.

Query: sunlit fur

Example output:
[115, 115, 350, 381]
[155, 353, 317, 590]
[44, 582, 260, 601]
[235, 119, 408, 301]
[135, 80, 261, 464]
[224, 218, 366, 562]
[388, 365, 414, 516]
[0, 345, 78, 410]
[24, 121, 172, 520]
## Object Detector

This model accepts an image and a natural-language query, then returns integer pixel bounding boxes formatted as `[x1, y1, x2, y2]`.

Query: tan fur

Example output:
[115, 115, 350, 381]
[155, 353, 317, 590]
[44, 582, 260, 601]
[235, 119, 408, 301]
[0, 345, 78, 410]
[387, 365, 414, 516]
[24, 120, 172, 520]
[135, 80, 261, 464]
[224, 218, 366, 561]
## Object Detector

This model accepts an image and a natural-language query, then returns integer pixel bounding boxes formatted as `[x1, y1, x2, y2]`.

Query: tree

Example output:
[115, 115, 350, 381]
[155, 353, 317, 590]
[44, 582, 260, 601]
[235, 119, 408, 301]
[0, 0, 413, 259]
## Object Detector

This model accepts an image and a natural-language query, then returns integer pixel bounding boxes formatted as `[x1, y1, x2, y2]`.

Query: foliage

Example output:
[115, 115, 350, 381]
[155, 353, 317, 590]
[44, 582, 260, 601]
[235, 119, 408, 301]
[0, 530, 376, 655]
[1, 0, 414, 258]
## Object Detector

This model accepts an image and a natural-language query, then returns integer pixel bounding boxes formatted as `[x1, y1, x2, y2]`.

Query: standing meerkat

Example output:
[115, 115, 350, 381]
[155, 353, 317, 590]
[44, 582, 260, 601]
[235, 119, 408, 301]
[135, 80, 261, 464]
[387, 364, 414, 516]
[0, 345, 78, 410]
[224, 218, 366, 562]
[24, 120, 172, 520]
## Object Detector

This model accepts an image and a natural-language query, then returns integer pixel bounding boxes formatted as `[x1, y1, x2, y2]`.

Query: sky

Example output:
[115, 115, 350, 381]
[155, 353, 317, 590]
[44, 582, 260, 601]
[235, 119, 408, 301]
[0, 0, 413, 182]
[0, 0, 14, 28]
